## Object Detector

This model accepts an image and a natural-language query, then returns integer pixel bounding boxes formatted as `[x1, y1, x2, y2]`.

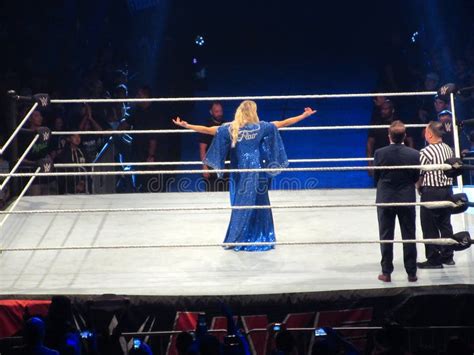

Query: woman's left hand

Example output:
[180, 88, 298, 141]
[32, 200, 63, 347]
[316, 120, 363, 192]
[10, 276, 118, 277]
[302, 107, 317, 118]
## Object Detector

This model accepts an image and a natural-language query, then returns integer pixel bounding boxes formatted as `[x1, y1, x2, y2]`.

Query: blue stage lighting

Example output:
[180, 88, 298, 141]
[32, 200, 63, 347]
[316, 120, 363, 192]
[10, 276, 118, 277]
[411, 31, 419, 43]
[195, 35, 205, 46]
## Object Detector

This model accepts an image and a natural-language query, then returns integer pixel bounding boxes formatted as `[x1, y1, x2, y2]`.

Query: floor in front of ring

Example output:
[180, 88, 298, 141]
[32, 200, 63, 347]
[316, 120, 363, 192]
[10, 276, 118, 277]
[1, 189, 473, 296]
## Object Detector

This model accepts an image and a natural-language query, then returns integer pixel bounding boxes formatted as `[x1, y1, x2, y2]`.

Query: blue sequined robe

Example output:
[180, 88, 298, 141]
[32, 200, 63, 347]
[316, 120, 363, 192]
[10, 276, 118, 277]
[204, 121, 288, 251]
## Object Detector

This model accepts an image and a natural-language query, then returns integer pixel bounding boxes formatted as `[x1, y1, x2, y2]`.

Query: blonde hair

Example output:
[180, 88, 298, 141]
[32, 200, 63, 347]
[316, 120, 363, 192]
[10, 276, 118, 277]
[230, 100, 260, 147]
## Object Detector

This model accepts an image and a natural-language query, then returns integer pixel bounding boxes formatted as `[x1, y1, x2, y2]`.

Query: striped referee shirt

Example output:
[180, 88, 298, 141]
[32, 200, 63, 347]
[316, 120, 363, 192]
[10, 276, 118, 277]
[420, 142, 454, 187]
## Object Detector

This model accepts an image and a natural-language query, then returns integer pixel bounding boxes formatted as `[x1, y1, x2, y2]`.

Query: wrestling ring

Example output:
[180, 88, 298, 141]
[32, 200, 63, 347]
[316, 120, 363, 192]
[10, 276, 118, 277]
[1, 89, 474, 296]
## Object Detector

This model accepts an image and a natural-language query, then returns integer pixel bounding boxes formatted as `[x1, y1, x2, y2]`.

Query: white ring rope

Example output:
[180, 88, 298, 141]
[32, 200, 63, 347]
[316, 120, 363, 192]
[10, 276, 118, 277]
[49, 90, 437, 104]
[0, 103, 38, 155]
[0, 201, 458, 216]
[0, 167, 40, 228]
[0, 164, 452, 178]
[55, 157, 373, 168]
[50, 124, 427, 136]
[0, 135, 39, 191]
[0, 238, 459, 253]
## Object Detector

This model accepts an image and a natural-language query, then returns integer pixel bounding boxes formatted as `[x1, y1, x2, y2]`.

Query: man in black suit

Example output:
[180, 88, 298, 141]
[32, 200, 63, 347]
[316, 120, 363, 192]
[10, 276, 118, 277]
[374, 120, 420, 282]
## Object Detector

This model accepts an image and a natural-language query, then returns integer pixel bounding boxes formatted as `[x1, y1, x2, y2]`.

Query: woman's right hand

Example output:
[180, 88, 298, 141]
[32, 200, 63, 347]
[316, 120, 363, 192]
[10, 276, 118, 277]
[172, 117, 189, 128]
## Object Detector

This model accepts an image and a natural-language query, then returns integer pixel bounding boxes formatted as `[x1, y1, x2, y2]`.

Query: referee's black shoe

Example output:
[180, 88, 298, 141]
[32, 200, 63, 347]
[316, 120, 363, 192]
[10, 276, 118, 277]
[442, 258, 455, 266]
[417, 261, 444, 269]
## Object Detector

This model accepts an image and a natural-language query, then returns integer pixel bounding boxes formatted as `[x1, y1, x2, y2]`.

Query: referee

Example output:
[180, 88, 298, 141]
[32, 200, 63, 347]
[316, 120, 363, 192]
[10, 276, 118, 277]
[417, 121, 455, 269]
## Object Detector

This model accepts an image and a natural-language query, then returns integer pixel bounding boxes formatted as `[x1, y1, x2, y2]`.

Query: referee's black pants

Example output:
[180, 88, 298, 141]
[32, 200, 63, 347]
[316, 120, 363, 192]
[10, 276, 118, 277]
[377, 206, 417, 276]
[420, 186, 454, 264]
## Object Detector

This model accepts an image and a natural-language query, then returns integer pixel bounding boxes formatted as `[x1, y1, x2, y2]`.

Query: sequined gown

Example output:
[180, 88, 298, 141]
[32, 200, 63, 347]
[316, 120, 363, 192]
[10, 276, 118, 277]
[204, 121, 288, 251]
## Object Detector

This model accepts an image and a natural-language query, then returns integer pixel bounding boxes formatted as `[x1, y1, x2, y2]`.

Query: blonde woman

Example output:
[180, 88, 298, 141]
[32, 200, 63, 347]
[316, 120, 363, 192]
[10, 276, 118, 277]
[173, 100, 316, 251]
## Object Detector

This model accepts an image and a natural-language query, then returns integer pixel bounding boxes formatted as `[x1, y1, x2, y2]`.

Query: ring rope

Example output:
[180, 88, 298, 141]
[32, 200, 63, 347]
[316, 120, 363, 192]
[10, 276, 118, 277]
[0, 201, 458, 216]
[0, 103, 38, 155]
[0, 167, 40, 228]
[0, 238, 459, 253]
[54, 157, 373, 168]
[50, 124, 427, 136]
[0, 134, 39, 191]
[49, 90, 437, 104]
[0, 164, 452, 178]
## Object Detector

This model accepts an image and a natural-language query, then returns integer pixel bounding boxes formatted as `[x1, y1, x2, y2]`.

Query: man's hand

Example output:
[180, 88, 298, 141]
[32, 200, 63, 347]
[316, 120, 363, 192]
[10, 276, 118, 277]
[173, 117, 189, 128]
[368, 160, 374, 177]
[85, 103, 92, 119]
[417, 186, 423, 196]
[416, 177, 423, 196]
[203, 165, 210, 179]
[76, 180, 86, 193]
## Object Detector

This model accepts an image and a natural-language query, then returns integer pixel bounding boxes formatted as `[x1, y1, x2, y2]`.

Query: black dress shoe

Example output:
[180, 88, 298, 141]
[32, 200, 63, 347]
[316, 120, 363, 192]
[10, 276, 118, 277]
[408, 275, 418, 282]
[378, 274, 391, 282]
[417, 261, 443, 269]
[442, 258, 455, 266]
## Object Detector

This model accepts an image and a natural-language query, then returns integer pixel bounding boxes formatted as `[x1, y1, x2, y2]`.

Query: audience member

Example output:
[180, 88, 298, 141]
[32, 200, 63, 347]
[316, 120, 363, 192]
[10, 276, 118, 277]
[20, 109, 51, 162]
[49, 114, 67, 161]
[311, 327, 359, 355]
[10, 317, 59, 355]
[371, 96, 387, 122]
[437, 110, 455, 149]
[434, 94, 450, 116]
[196, 334, 221, 355]
[199, 101, 228, 191]
[367, 100, 413, 179]
[44, 296, 81, 355]
[413, 73, 440, 149]
[416, 72, 440, 102]
[120, 86, 168, 192]
[78, 104, 104, 163]
[368, 100, 413, 156]
[274, 330, 297, 355]
[368, 322, 408, 355]
[129, 340, 153, 355]
[56, 134, 88, 194]
[19, 109, 54, 195]
[176, 332, 194, 355]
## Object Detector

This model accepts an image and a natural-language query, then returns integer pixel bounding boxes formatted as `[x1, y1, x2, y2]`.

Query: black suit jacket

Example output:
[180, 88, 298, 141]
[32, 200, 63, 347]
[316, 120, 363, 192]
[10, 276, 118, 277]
[374, 144, 420, 203]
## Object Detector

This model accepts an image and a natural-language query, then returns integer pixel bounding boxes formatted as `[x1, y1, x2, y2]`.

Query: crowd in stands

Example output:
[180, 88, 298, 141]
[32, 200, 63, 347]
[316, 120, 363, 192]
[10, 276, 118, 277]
[0, 61, 182, 199]
[1, 295, 472, 354]
[368, 33, 474, 155]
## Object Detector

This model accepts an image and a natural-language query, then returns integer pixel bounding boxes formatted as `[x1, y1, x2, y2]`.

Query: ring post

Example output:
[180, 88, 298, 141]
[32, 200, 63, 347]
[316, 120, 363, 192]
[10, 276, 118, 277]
[5, 91, 19, 196]
[450, 92, 468, 230]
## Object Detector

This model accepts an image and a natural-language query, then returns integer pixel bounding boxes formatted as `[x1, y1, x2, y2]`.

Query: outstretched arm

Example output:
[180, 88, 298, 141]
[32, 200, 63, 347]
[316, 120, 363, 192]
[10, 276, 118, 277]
[272, 107, 317, 129]
[172, 117, 219, 135]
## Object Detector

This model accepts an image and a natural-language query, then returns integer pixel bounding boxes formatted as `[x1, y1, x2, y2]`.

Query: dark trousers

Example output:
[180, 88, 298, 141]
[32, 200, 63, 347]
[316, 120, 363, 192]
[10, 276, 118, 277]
[377, 206, 417, 276]
[420, 186, 454, 264]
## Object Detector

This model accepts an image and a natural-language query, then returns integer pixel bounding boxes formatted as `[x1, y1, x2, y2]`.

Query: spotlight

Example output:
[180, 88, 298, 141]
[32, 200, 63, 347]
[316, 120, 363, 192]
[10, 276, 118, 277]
[195, 35, 205, 46]
[411, 31, 419, 43]
[192, 58, 198, 64]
